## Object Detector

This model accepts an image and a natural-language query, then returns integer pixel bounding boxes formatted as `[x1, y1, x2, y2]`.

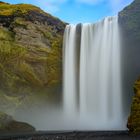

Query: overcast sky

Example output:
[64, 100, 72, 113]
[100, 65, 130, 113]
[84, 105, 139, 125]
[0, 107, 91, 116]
[2, 0, 133, 23]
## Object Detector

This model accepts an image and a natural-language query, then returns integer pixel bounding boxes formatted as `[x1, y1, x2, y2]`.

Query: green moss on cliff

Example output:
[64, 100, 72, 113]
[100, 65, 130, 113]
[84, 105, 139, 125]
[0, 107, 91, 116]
[0, 2, 43, 16]
[0, 28, 14, 40]
[127, 78, 140, 134]
[0, 1, 65, 113]
[18, 62, 43, 86]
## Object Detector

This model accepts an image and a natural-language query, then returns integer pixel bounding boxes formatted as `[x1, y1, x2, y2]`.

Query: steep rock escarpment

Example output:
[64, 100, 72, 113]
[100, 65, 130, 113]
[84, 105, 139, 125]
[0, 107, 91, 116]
[119, 0, 140, 41]
[119, 0, 140, 134]
[0, 2, 65, 115]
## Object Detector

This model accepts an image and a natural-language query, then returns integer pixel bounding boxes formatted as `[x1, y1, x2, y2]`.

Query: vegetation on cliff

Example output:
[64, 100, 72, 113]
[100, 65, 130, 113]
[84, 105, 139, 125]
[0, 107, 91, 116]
[0, 1, 65, 116]
[127, 78, 140, 134]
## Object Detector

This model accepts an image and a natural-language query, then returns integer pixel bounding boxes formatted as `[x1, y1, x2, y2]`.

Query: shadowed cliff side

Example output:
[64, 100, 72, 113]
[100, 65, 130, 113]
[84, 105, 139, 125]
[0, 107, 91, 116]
[119, 0, 140, 134]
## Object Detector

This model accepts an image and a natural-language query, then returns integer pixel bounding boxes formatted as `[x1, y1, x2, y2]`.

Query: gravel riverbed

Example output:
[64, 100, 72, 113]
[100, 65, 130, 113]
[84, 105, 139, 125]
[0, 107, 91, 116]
[0, 131, 140, 140]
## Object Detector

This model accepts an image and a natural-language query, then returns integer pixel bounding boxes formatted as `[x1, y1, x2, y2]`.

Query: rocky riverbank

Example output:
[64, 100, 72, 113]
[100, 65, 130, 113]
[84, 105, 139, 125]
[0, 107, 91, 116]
[0, 131, 140, 140]
[0, 112, 35, 133]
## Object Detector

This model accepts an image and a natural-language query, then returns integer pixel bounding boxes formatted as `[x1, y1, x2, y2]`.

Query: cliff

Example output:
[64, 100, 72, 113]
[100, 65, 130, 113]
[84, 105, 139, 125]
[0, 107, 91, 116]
[127, 78, 140, 134]
[119, 0, 140, 134]
[119, 0, 140, 41]
[0, 1, 66, 129]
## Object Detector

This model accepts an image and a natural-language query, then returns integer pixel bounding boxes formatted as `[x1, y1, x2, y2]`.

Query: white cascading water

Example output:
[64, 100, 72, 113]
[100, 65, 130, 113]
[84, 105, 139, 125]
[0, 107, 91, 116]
[63, 16, 126, 130]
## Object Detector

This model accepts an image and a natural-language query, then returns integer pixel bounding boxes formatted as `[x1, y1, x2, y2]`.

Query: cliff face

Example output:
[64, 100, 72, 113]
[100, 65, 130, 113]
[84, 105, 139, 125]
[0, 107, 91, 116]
[127, 78, 140, 134]
[0, 2, 65, 115]
[119, 0, 140, 41]
[119, 0, 140, 134]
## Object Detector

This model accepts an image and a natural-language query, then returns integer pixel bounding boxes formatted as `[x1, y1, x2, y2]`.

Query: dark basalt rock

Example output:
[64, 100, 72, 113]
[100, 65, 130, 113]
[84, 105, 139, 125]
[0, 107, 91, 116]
[24, 10, 65, 34]
[0, 15, 14, 28]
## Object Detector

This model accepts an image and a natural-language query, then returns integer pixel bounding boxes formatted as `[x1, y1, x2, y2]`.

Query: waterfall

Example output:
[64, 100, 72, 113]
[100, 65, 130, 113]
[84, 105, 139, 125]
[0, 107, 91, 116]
[63, 16, 126, 130]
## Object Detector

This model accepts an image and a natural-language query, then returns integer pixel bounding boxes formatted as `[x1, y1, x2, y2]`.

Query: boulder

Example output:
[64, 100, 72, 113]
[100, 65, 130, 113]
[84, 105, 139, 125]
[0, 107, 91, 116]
[0, 112, 35, 132]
